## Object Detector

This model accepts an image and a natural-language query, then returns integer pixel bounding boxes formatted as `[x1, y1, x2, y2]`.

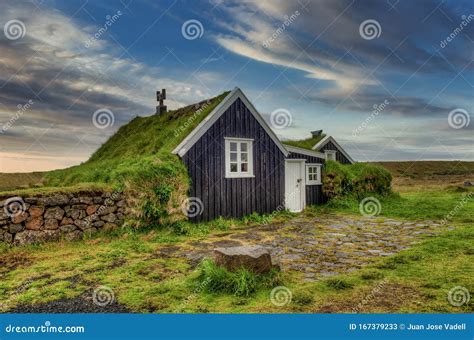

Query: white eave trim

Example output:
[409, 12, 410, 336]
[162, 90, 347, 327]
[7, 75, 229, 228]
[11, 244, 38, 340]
[284, 145, 325, 159]
[311, 135, 355, 163]
[172, 87, 289, 158]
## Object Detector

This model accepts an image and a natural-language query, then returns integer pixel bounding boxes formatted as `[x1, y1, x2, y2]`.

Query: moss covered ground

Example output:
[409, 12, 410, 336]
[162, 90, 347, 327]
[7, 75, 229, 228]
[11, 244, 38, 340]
[1, 181, 472, 313]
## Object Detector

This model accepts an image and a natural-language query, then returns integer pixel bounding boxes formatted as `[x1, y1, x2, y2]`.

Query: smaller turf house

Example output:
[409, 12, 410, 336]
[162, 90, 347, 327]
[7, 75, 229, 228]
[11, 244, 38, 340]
[172, 87, 354, 222]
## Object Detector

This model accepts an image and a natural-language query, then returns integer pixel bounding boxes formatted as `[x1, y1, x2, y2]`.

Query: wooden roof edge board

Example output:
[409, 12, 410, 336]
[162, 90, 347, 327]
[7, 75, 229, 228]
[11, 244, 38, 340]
[172, 87, 290, 157]
[284, 145, 326, 159]
[311, 135, 355, 163]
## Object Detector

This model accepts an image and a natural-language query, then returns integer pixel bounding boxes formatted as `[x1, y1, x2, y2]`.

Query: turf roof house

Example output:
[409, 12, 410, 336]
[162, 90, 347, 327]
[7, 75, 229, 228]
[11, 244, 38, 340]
[172, 87, 354, 222]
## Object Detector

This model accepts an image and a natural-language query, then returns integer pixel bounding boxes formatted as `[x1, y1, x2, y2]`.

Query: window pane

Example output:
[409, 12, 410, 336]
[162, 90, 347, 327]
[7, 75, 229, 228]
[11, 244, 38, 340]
[240, 143, 247, 152]
[241, 163, 248, 172]
[309, 174, 313, 181]
[230, 163, 238, 172]
[230, 152, 237, 162]
[241, 152, 248, 162]
[230, 142, 237, 151]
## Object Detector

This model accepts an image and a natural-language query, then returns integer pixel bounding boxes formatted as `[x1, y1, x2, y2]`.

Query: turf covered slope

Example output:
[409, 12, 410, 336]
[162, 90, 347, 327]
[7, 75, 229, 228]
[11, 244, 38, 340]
[43, 91, 229, 226]
[45, 91, 229, 187]
[90, 91, 230, 162]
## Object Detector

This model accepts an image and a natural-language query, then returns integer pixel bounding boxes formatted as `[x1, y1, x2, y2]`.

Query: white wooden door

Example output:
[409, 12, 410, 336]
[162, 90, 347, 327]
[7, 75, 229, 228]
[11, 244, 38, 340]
[285, 160, 305, 212]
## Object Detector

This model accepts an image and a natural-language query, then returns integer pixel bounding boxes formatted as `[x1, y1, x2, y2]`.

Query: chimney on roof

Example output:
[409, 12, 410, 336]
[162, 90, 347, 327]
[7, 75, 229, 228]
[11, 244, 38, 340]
[155, 89, 167, 115]
[311, 129, 323, 137]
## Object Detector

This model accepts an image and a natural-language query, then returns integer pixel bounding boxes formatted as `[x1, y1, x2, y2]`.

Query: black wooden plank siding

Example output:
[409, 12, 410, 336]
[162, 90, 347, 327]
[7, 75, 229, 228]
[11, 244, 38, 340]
[287, 151, 327, 205]
[182, 98, 286, 222]
[319, 141, 352, 164]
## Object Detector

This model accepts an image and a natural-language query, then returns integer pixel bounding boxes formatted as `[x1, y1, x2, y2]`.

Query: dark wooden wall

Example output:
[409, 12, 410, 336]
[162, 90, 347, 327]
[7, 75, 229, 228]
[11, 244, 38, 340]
[319, 141, 352, 164]
[287, 152, 327, 205]
[182, 98, 286, 222]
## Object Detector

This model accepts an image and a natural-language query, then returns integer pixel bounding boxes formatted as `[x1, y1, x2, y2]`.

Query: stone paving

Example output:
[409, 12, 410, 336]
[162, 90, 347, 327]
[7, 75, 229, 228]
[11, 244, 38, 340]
[177, 214, 451, 281]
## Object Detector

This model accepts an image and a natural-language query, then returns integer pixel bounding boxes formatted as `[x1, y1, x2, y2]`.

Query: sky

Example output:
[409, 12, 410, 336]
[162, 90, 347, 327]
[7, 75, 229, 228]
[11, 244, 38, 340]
[0, 0, 473, 173]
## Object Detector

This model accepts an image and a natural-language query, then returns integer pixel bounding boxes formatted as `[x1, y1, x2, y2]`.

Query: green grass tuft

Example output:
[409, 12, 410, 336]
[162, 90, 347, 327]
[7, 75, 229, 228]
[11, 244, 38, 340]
[196, 259, 281, 297]
[360, 270, 385, 281]
[325, 278, 354, 290]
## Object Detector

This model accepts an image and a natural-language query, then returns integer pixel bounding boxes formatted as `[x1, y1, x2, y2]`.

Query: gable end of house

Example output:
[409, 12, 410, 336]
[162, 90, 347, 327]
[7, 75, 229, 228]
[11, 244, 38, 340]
[172, 87, 289, 158]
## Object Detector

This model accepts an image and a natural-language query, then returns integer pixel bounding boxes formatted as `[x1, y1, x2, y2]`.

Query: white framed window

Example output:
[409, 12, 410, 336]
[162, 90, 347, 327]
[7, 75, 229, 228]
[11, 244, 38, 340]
[324, 150, 337, 161]
[306, 164, 322, 185]
[225, 137, 254, 178]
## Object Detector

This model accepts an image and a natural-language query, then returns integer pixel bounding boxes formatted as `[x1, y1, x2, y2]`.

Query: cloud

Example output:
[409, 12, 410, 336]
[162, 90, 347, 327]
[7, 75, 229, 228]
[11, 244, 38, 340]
[308, 89, 453, 117]
[212, 0, 474, 109]
[0, 0, 216, 171]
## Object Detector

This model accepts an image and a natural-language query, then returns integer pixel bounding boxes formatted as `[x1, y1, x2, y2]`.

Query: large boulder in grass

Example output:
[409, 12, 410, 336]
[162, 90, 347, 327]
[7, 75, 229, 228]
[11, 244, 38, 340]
[214, 245, 278, 274]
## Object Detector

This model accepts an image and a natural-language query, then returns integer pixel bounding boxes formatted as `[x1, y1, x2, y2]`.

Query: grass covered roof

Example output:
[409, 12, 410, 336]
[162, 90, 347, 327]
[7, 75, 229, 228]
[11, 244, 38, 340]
[282, 134, 326, 151]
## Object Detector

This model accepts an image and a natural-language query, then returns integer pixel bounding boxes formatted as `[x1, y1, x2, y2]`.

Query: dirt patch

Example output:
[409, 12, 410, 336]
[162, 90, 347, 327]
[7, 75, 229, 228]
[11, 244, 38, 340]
[7, 291, 131, 313]
[230, 232, 263, 241]
[159, 245, 181, 255]
[211, 240, 242, 247]
[0, 252, 32, 273]
[151, 245, 181, 259]
[316, 282, 421, 313]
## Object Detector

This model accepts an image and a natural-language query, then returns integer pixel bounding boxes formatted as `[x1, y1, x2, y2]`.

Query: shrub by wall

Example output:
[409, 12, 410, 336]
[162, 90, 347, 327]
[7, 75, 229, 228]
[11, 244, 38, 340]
[350, 163, 392, 195]
[322, 161, 354, 198]
[45, 155, 190, 228]
[322, 161, 392, 199]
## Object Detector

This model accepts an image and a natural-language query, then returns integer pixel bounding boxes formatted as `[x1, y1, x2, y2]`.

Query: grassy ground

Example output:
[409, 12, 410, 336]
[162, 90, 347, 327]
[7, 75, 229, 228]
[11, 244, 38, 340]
[0, 172, 45, 192]
[313, 188, 474, 223]
[0, 178, 472, 313]
[372, 161, 474, 192]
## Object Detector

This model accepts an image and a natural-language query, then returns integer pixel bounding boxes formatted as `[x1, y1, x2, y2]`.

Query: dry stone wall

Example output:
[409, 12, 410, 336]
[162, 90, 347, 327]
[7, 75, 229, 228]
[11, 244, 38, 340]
[0, 191, 130, 246]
